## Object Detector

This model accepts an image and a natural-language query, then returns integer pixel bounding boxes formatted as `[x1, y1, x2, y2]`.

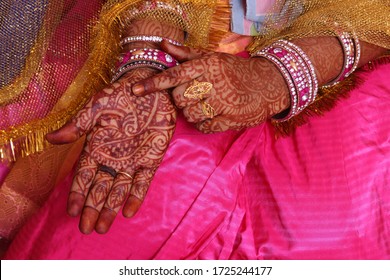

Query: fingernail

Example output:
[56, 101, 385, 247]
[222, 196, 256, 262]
[123, 196, 142, 218]
[68, 203, 81, 217]
[79, 207, 99, 234]
[132, 83, 144, 95]
[95, 210, 116, 234]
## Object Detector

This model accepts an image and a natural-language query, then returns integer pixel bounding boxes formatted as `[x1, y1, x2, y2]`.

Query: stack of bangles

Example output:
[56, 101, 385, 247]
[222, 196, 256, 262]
[323, 31, 361, 87]
[112, 45, 179, 82]
[255, 39, 319, 122]
[254, 31, 360, 122]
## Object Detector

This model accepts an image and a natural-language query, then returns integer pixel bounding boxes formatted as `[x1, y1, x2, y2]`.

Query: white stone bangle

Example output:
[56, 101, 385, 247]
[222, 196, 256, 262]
[120, 35, 183, 47]
[278, 39, 319, 107]
[324, 31, 361, 87]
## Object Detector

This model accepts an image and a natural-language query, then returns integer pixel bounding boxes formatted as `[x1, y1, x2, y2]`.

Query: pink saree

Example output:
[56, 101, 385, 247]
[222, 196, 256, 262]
[4, 60, 390, 259]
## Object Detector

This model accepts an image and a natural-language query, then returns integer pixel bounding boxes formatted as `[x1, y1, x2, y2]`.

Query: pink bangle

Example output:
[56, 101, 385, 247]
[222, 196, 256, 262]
[324, 31, 361, 87]
[117, 48, 179, 69]
[254, 40, 318, 121]
[279, 39, 319, 107]
[112, 48, 179, 82]
[120, 35, 183, 47]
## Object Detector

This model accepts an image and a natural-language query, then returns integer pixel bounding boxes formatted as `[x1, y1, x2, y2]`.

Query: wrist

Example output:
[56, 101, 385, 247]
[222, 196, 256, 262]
[250, 57, 291, 117]
[113, 19, 183, 82]
[252, 39, 319, 121]
[292, 37, 341, 86]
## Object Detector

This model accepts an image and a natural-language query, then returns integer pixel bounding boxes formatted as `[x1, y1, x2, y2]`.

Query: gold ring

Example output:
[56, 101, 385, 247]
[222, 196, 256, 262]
[183, 80, 213, 99]
[117, 171, 133, 180]
[201, 101, 215, 118]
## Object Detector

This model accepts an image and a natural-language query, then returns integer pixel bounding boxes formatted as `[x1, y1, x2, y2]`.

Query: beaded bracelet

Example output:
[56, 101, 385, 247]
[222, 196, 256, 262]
[112, 48, 179, 82]
[120, 35, 183, 47]
[324, 31, 361, 87]
[254, 40, 318, 121]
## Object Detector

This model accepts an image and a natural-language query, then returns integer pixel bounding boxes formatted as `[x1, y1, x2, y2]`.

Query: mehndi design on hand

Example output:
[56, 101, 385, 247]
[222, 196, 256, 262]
[47, 68, 176, 234]
[132, 42, 290, 133]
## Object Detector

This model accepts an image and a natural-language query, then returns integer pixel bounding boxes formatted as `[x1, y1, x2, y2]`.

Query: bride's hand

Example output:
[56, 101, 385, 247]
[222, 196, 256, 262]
[132, 41, 290, 133]
[46, 68, 176, 234]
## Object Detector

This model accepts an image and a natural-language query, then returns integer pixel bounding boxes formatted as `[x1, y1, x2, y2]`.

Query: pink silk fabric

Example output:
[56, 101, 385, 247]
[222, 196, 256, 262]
[4, 61, 390, 260]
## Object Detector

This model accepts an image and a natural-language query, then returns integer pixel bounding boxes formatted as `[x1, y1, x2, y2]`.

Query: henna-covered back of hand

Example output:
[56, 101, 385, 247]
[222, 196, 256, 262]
[47, 68, 176, 234]
[132, 39, 387, 133]
[131, 42, 290, 133]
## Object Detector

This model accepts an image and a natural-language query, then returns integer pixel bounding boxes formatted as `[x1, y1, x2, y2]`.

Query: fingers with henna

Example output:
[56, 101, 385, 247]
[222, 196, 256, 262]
[160, 40, 209, 62]
[67, 151, 98, 217]
[94, 172, 133, 234]
[195, 115, 234, 133]
[79, 170, 114, 234]
[183, 101, 214, 123]
[132, 59, 206, 96]
[123, 168, 154, 218]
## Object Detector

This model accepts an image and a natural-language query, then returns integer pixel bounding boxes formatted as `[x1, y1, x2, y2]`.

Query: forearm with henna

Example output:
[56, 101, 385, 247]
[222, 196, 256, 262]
[292, 37, 388, 85]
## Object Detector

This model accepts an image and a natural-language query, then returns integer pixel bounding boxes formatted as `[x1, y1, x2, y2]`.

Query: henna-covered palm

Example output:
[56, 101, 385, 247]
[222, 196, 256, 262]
[132, 41, 290, 133]
[46, 68, 176, 234]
